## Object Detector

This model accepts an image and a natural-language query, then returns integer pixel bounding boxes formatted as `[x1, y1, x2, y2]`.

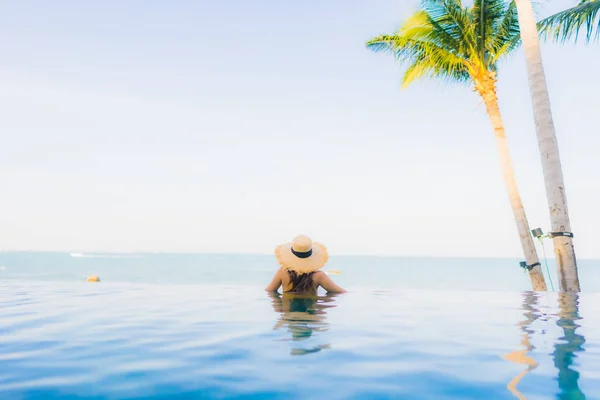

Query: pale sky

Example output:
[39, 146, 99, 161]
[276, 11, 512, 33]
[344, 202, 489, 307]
[0, 0, 598, 257]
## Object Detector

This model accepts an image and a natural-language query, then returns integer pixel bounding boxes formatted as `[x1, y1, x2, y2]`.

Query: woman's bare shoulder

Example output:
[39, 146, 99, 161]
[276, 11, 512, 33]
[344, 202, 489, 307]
[314, 271, 346, 293]
[312, 270, 325, 280]
[312, 271, 330, 287]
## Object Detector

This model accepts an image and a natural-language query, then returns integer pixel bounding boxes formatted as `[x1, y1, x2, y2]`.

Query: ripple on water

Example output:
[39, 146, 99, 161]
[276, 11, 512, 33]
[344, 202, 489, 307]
[1, 281, 599, 399]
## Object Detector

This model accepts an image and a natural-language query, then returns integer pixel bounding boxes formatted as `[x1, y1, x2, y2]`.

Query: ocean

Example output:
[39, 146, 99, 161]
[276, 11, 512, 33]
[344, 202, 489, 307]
[3, 252, 600, 292]
[1, 252, 599, 399]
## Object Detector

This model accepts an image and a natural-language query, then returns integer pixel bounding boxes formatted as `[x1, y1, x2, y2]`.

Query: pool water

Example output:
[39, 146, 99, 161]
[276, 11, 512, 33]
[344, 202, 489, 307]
[1, 280, 598, 399]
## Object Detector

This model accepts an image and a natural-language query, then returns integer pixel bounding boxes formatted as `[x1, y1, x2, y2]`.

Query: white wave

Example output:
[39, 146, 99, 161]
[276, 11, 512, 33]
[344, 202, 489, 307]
[70, 253, 140, 259]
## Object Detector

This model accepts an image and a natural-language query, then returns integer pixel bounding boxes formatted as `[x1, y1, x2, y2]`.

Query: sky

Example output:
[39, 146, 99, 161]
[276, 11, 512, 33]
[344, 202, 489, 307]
[0, 0, 598, 257]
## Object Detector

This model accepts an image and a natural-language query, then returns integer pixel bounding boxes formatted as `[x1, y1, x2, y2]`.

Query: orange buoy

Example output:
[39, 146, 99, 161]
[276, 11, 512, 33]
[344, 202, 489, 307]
[87, 275, 101, 282]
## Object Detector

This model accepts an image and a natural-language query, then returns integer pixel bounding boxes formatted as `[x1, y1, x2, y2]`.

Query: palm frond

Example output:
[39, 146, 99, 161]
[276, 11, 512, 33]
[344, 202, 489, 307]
[422, 0, 477, 55]
[488, 1, 522, 64]
[366, 8, 470, 89]
[366, 0, 523, 88]
[538, 0, 600, 43]
[366, 32, 469, 87]
[402, 52, 470, 88]
[472, 0, 511, 66]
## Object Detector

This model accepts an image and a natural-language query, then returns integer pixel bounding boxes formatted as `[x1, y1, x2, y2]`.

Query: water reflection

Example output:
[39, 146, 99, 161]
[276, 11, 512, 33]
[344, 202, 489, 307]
[504, 292, 587, 400]
[268, 292, 337, 356]
[503, 292, 541, 400]
[553, 293, 586, 400]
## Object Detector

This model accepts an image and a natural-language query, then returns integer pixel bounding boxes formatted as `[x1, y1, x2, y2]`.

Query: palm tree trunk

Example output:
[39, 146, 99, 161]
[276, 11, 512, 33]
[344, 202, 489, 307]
[514, 0, 581, 292]
[476, 77, 547, 291]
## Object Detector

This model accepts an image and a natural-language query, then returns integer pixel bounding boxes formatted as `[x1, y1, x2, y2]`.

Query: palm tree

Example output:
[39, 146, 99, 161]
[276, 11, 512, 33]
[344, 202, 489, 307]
[539, 0, 600, 43]
[366, 0, 547, 291]
[514, 0, 581, 292]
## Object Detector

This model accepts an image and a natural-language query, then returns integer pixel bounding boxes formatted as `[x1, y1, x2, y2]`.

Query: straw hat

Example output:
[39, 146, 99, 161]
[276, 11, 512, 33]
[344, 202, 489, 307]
[275, 235, 328, 275]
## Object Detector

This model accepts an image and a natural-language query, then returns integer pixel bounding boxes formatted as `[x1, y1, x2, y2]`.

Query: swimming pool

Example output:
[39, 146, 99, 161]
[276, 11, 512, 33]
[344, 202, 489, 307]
[1, 280, 598, 399]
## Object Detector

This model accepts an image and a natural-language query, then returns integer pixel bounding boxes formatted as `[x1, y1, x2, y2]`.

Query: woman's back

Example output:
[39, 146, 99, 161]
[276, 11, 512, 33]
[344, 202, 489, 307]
[267, 268, 345, 294]
[282, 270, 318, 294]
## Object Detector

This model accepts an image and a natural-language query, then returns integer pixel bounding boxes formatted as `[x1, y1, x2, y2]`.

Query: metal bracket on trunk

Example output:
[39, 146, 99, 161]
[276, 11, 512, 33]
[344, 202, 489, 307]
[548, 232, 574, 238]
[519, 261, 541, 271]
[531, 228, 574, 240]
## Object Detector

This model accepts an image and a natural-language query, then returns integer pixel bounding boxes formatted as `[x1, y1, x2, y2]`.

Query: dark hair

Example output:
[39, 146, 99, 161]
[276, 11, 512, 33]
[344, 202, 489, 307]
[287, 270, 315, 293]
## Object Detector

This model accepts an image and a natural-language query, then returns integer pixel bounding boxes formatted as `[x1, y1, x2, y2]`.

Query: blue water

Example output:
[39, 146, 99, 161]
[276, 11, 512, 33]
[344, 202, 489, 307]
[1, 253, 600, 399]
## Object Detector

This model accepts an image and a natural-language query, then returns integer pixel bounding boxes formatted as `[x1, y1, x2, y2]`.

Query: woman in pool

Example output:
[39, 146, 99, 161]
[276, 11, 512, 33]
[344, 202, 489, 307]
[265, 235, 346, 294]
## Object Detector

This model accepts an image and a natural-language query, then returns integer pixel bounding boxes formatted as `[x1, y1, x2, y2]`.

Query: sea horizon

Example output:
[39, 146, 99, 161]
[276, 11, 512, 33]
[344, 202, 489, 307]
[2, 249, 599, 261]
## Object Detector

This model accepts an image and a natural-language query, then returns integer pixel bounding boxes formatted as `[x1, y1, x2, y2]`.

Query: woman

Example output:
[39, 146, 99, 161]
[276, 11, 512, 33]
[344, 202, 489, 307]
[265, 235, 346, 294]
